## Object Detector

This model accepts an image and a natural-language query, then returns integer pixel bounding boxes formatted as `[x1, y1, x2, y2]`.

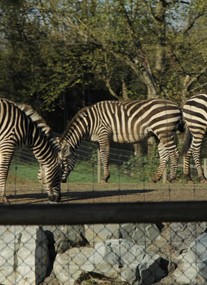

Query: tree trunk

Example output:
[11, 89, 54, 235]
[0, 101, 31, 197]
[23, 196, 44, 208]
[121, 79, 129, 101]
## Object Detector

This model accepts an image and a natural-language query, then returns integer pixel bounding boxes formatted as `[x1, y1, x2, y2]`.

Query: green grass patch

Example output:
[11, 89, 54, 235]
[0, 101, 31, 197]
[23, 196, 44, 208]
[8, 161, 39, 183]
[68, 160, 155, 183]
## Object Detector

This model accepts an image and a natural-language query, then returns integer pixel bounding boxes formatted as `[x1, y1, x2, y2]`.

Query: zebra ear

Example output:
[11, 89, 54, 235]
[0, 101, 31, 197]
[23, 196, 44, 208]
[60, 142, 71, 159]
[79, 112, 88, 119]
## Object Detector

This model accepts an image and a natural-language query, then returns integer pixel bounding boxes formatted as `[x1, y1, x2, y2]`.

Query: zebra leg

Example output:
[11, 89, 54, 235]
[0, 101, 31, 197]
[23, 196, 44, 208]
[152, 142, 169, 183]
[0, 150, 14, 204]
[99, 141, 110, 182]
[183, 148, 194, 182]
[184, 137, 206, 183]
[191, 142, 207, 182]
[168, 149, 179, 182]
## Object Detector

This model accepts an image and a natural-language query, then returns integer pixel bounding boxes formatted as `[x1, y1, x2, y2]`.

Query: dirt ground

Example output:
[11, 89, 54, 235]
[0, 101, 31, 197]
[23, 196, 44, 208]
[4, 180, 207, 204]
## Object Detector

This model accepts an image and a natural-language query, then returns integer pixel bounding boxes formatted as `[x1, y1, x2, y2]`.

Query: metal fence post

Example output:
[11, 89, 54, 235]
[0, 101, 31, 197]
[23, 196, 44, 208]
[97, 149, 101, 182]
[203, 158, 207, 178]
[162, 168, 167, 183]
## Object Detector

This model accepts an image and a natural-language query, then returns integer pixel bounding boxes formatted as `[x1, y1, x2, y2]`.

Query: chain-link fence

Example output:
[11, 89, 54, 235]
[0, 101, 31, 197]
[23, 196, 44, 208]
[5, 141, 207, 205]
[1, 202, 207, 285]
[1, 218, 207, 285]
[2, 142, 207, 284]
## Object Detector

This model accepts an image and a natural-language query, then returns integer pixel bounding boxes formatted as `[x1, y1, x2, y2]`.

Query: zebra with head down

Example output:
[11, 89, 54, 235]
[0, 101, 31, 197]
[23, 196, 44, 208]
[0, 98, 62, 203]
[59, 99, 183, 183]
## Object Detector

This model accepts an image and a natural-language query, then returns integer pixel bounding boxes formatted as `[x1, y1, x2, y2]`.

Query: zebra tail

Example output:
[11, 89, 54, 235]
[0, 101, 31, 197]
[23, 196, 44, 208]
[181, 126, 192, 156]
[177, 110, 185, 133]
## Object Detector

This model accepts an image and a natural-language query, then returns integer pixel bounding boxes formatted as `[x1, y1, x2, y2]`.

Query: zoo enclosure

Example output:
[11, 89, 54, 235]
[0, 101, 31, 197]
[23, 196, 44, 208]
[1, 203, 207, 285]
[2, 142, 207, 284]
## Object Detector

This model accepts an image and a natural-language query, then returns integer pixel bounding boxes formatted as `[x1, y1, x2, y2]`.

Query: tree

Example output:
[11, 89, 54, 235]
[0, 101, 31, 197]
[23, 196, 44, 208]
[1, 0, 207, 114]
[41, 0, 207, 102]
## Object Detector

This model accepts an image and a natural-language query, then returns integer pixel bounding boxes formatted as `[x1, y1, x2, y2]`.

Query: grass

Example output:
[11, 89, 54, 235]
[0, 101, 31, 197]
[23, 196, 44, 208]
[7, 157, 185, 185]
[8, 161, 39, 183]
[7, 159, 151, 185]
[68, 160, 157, 184]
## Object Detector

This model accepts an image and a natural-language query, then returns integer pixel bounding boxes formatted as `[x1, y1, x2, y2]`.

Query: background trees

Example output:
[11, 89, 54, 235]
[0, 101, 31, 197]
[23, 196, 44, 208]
[0, 0, 207, 131]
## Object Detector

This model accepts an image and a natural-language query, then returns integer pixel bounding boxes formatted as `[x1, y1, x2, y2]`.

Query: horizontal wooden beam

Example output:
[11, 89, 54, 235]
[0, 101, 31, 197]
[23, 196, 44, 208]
[0, 201, 207, 225]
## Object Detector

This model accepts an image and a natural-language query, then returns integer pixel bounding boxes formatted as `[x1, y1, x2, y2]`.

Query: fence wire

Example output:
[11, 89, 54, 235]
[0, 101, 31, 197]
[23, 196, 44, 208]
[1, 222, 207, 285]
[2, 141, 207, 284]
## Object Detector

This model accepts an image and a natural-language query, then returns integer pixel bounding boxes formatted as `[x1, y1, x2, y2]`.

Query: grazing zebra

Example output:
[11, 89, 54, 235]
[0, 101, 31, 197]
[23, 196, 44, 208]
[60, 99, 183, 183]
[182, 93, 207, 182]
[0, 98, 62, 203]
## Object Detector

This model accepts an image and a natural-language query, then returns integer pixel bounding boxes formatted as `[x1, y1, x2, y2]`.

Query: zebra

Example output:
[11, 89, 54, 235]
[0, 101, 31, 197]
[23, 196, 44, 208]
[0, 98, 62, 203]
[182, 93, 207, 182]
[59, 99, 183, 183]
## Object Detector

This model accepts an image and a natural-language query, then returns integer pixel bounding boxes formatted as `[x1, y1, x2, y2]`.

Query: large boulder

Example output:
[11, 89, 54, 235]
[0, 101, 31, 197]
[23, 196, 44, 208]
[173, 232, 207, 284]
[53, 238, 167, 285]
[0, 225, 49, 285]
[43, 225, 87, 254]
[169, 222, 207, 252]
[120, 223, 161, 246]
[85, 223, 161, 247]
[85, 224, 120, 245]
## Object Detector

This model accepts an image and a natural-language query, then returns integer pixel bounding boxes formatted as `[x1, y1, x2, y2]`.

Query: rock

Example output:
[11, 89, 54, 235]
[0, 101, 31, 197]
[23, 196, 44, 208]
[43, 225, 87, 254]
[169, 222, 207, 252]
[173, 232, 207, 284]
[93, 239, 166, 284]
[85, 224, 120, 245]
[0, 225, 49, 285]
[54, 246, 95, 285]
[39, 272, 61, 285]
[55, 225, 88, 253]
[120, 223, 160, 246]
[54, 239, 167, 285]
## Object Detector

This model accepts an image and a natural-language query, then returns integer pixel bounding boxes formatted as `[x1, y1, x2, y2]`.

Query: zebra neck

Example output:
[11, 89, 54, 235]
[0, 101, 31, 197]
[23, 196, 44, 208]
[64, 127, 86, 150]
[32, 135, 57, 165]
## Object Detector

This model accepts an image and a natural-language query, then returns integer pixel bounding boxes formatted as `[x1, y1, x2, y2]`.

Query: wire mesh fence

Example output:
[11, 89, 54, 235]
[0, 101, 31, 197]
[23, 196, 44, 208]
[2, 141, 207, 284]
[5, 140, 207, 204]
[1, 221, 207, 285]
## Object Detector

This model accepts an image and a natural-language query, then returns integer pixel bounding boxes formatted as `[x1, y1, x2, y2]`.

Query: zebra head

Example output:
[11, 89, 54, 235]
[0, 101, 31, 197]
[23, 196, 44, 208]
[59, 141, 76, 183]
[37, 162, 61, 203]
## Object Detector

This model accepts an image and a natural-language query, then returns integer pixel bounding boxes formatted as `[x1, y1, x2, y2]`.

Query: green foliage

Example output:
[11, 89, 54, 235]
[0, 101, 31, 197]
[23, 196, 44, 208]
[0, 0, 207, 114]
[122, 154, 159, 182]
[67, 154, 160, 184]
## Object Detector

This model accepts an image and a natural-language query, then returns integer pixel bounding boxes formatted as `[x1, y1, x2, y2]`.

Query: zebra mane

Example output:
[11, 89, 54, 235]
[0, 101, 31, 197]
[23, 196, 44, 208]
[60, 106, 89, 143]
[18, 103, 52, 135]
[18, 103, 61, 151]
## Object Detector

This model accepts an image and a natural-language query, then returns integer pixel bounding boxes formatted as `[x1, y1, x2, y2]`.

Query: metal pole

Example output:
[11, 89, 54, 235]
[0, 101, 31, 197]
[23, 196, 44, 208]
[97, 149, 101, 182]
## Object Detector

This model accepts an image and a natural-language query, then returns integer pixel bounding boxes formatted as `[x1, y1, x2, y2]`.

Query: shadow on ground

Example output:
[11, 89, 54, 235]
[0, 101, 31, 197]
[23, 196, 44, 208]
[7, 188, 155, 204]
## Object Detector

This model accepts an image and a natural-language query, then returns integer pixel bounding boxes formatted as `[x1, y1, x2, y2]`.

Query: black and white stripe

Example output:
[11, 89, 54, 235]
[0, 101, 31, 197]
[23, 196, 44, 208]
[182, 94, 207, 182]
[0, 98, 62, 203]
[60, 99, 182, 183]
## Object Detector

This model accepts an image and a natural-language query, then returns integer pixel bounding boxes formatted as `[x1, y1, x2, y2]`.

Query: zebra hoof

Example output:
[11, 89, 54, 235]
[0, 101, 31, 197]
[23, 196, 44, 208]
[200, 179, 207, 184]
[48, 201, 58, 205]
[100, 179, 108, 183]
[151, 177, 159, 183]
[0, 196, 10, 204]
[167, 178, 175, 183]
[48, 194, 61, 203]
